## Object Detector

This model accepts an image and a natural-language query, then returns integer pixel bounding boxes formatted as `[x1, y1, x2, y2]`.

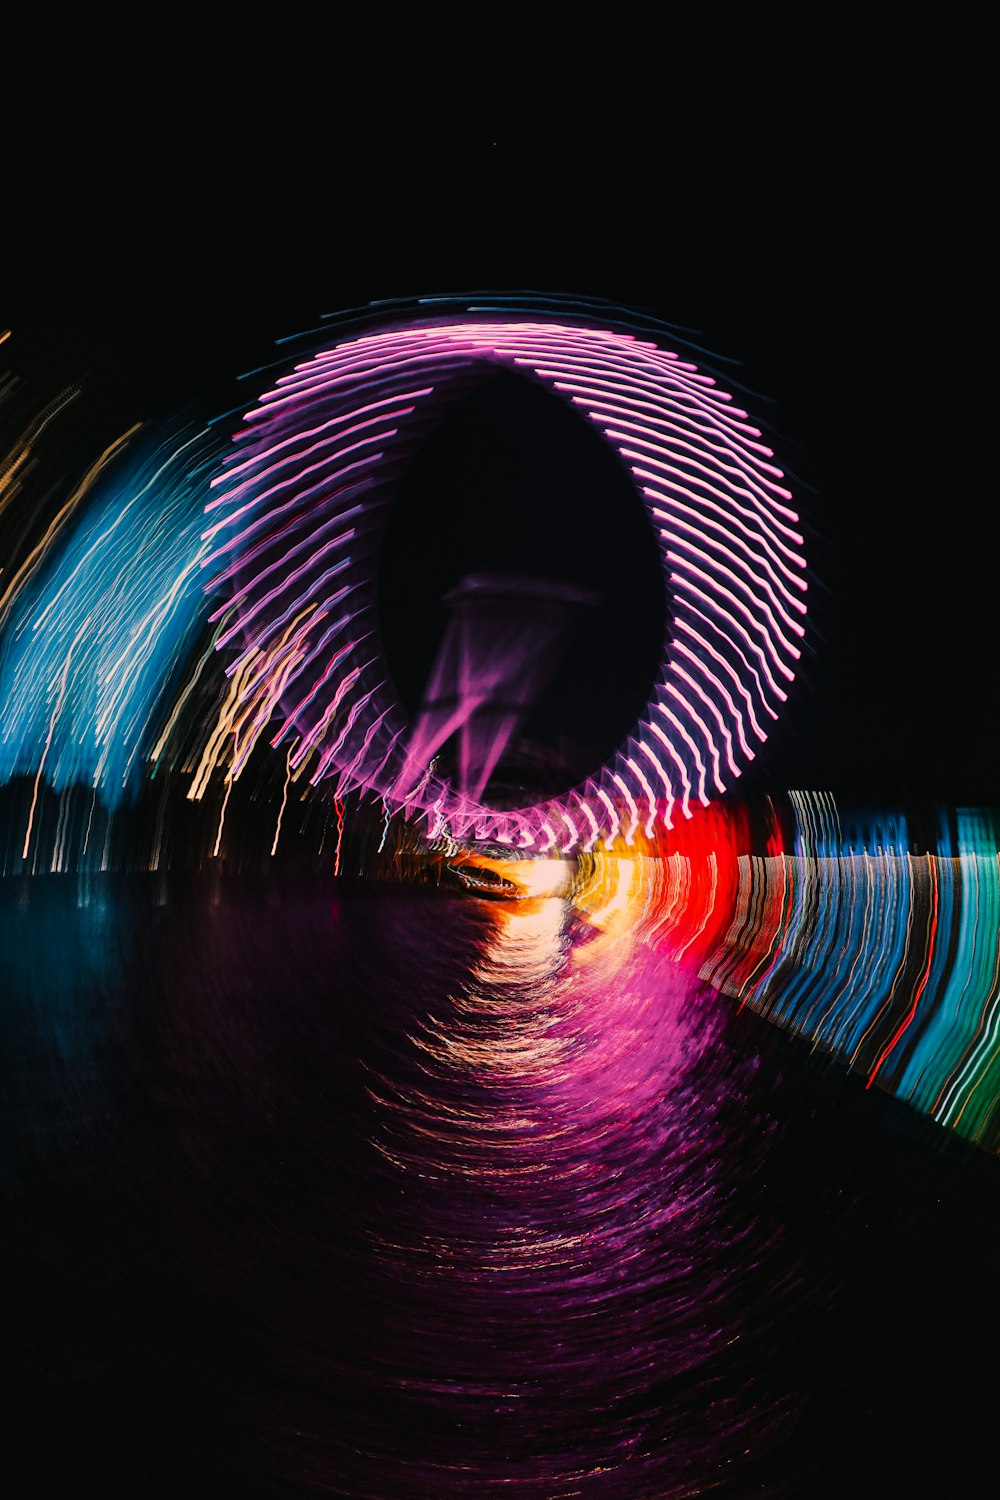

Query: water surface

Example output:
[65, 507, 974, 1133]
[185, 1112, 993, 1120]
[2, 876, 996, 1496]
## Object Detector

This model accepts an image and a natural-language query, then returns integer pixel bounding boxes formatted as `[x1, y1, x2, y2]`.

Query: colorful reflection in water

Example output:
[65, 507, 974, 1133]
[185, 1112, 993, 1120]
[3, 866, 998, 1494]
[352, 883, 794, 1496]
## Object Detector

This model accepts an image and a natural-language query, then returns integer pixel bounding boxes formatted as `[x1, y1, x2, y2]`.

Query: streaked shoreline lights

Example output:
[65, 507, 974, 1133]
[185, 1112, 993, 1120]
[0, 423, 215, 814]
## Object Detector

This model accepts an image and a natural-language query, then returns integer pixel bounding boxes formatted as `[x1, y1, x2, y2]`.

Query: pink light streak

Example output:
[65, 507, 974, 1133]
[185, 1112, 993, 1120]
[206, 315, 808, 846]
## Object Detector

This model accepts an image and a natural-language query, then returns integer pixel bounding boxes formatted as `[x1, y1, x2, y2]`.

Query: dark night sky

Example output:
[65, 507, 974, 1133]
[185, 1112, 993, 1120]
[5, 28, 995, 807]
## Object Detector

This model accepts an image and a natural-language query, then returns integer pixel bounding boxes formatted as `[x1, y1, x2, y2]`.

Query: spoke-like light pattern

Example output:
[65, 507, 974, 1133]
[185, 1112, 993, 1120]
[208, 318, 807, 845]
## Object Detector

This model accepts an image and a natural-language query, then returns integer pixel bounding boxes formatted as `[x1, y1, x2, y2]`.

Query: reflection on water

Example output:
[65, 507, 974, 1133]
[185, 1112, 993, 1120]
[2, 876, 998, 1497]
[363, 891, 787, 1496]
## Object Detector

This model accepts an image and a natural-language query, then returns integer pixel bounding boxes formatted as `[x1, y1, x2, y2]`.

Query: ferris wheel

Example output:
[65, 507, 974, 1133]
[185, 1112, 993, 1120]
[205, 297, 807, 851]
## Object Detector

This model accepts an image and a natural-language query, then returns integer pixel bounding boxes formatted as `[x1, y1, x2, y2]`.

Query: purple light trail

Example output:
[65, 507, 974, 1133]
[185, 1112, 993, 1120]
[207, 317, 808, 847]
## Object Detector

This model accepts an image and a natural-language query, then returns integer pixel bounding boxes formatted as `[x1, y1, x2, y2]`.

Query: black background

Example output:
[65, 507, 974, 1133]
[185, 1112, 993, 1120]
[5, 24, 995, 807]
